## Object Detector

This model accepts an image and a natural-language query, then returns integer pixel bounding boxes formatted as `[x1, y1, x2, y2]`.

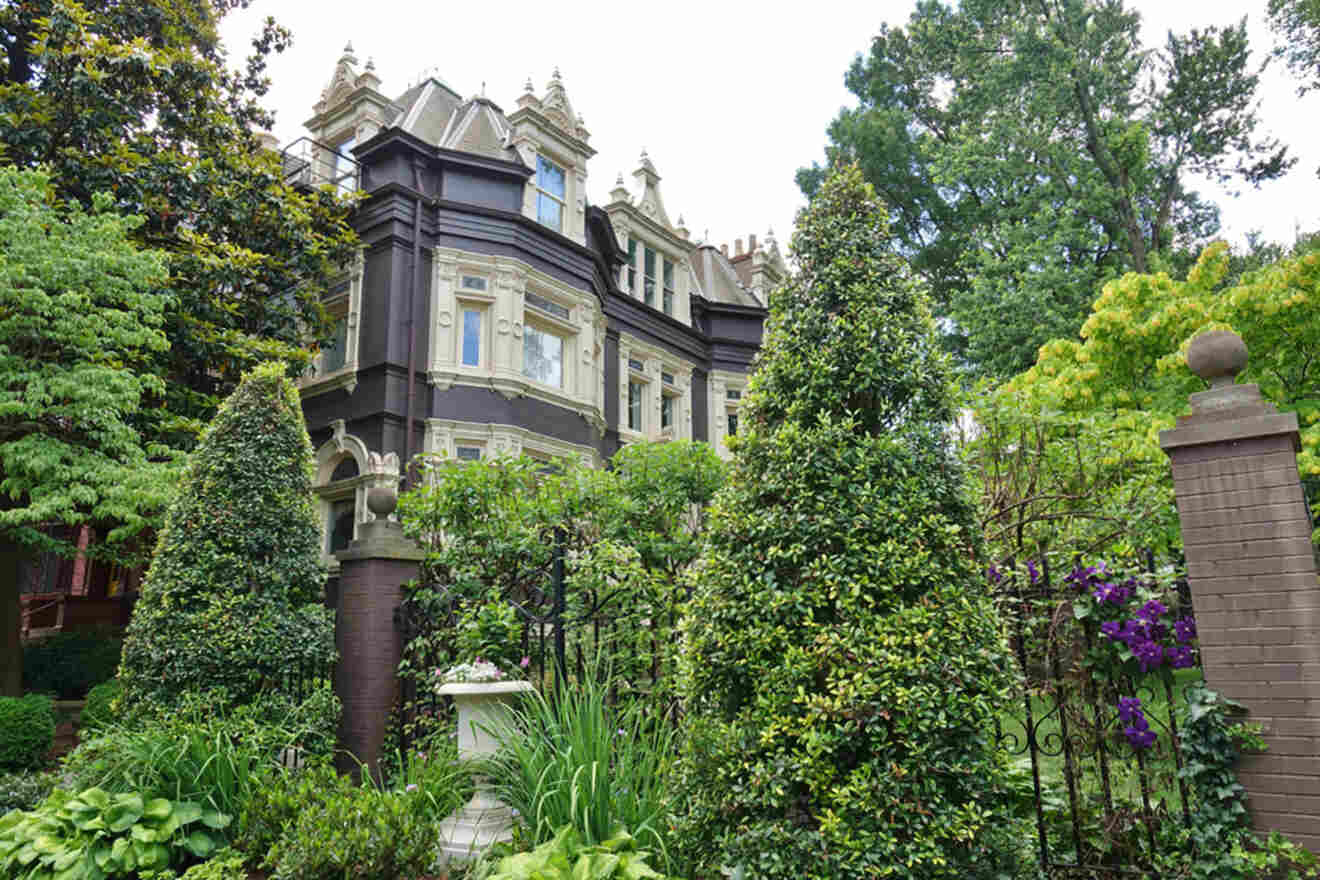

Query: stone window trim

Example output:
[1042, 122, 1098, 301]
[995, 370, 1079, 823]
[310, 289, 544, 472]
[424, 418, 601, 471]
[312, 420, 400, 568]
[617, 334, 694, 444]
[300, 249, 365, 399]
[708, 370, 749, 458]
[429, 249, 605, 432]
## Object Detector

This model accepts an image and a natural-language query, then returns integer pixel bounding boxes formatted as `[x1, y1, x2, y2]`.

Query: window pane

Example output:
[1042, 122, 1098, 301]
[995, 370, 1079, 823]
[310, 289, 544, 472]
[628, 381, 643, 431]
[537, 156, 565, 198]
[461, 309, 481, 367]
[524, 325, 563, 387]
[662, 290, 673, 315]
[626, 239, 637, 293]
[643, 248, 656, 307]
[526, 292, 570, 320]
[537, 193, 563, 230]
[332, 138, 356, 196]
[322, 315, 348, 373]
[727, 411, 738, 437]
[662, 259, 674, 315]
[455, 446, 482, 461]
[328, 499, 355, 554]
[661, 395, 673, 430]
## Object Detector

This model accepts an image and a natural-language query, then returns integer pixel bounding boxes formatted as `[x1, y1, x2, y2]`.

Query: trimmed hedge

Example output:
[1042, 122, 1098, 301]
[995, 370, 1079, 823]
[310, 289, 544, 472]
[0, 694, 55, 770]
[674, 165, 1024, 879]
[118, 362, 335, 714]
[80, 678, 122, 733]
[22, 629, 122, 699]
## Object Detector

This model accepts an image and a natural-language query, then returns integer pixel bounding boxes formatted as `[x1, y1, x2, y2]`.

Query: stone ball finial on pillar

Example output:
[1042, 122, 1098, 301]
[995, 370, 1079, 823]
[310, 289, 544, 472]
[1186, 330, 1247, 388]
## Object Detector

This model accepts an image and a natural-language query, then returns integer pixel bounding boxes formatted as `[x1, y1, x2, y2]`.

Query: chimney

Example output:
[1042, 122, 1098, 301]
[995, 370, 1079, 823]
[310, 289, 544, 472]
[748, 233, 757, 252]
[720, 244, 728, 257]
[734, 238, 744, 257]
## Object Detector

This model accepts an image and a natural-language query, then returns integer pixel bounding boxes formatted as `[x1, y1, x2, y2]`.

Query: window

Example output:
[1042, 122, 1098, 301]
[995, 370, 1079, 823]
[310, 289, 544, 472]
[662, 259, 675, 315]
[460, 275, 488, 292]
[526, 291, 571, 321]
[455, 445, 482, 462]
[524, 324, 564, 388]
[327, 498, 355, 554]
[661, 394, 674, 431]
[661, 371, 674, 386]
[726, 389, 742, 400]
[727, 411, 739, 437]
[628, 358, 645, 372]
[331, 137, 356, 197]
[320, 309, 349, 374]
[460, 308, 481, 367]
[643, 247, 656, 307]
[626, 238, 637, 294]
[536, 155, 566, 231]
[628, 381, 644, 432]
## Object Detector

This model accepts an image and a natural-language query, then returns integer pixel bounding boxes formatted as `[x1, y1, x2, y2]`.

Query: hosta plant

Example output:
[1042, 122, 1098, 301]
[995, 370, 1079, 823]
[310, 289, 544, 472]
[0, 787, 229, 880]
[484, 826, 672, 880]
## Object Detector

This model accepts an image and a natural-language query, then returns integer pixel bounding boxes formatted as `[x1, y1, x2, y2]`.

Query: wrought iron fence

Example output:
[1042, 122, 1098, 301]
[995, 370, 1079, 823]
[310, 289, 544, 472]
[993, 555, 1200, 877]
[389, 530, 686, 755]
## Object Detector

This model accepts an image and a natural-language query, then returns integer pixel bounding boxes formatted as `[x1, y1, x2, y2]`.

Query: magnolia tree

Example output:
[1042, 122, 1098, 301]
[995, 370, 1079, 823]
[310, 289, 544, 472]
[674, 165, 1022, 879]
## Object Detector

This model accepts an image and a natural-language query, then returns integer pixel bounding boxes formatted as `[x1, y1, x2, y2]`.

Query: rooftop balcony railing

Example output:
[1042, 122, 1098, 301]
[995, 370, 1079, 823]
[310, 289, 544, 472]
[281, 137, 360, 196]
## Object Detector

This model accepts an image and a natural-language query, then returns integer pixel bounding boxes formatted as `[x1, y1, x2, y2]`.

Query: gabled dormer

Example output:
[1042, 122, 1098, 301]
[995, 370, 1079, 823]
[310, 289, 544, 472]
[301, 43, 400, 193]
[507, 70, 595, 246]
[605, 150, 696, 326]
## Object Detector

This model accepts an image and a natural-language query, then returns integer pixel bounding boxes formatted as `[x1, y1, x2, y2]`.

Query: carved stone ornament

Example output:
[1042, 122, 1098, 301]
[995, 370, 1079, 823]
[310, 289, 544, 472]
[438, 311, 453, 328]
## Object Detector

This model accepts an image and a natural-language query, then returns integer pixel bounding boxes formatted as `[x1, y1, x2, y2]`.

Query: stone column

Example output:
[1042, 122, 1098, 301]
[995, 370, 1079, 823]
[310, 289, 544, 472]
[1159, 330, 1320, 853]
[333, 482, 424, 778]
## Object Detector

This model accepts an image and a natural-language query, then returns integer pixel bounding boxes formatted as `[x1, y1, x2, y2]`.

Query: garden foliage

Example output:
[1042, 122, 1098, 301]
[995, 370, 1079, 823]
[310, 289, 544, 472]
[674, 165, 1021, 878]
[0, 694, 55, 770]
[0, 786, 229, 879]
[484, 826, 673, 880]
[22, 630, 122, 700]
[117, 362, 335, 714]
[972, 240, 1320, 562]
[396, 440, 723, 723]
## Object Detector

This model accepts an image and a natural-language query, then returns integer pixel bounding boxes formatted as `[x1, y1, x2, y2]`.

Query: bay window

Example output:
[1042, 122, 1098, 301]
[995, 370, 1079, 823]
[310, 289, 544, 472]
[524, 324, 564, 388]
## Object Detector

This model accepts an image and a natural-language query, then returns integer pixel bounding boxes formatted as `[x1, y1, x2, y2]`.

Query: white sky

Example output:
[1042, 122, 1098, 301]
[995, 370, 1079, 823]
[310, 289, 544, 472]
[220, 0, 1320, 258]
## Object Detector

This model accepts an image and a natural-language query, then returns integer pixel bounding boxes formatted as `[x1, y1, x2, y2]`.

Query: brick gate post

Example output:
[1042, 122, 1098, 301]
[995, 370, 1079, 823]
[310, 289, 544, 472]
[333, 481, 423, 779]
[1159, 329, 1320, 853]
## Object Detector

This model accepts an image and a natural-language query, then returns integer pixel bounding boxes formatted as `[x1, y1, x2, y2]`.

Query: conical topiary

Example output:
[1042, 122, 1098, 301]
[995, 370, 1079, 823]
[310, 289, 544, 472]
[674, 165, 1021, 878]
[118, 361, 335, 713]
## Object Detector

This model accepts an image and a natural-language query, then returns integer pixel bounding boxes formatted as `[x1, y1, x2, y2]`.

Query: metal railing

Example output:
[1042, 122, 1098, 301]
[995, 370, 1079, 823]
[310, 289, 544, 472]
[280, 137, 360, 196]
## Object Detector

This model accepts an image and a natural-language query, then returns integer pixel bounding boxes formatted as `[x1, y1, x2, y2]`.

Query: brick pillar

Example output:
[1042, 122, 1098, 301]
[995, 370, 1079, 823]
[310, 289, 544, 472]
[333, 500, 424, 779]
[1160, 330, 1320, 853]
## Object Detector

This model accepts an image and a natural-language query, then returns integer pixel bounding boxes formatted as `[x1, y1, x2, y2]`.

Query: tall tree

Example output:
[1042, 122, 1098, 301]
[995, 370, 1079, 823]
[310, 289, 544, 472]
[1269, 0, 1320, 98]
[0, 0, 358, 444]
[800, 0, 1290, 378]
[675, 165, 1021, 879]
[0, 167, 173, 695]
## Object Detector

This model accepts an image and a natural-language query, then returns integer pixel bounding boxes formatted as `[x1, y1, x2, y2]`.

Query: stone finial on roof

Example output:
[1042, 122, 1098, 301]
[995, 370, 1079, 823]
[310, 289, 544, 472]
[539, 67, 581, 139]
[610, 173, 630, 204]
[524, 76, 534, 93]
[341, 42, 357, 63]
[676, 215, 689, 240]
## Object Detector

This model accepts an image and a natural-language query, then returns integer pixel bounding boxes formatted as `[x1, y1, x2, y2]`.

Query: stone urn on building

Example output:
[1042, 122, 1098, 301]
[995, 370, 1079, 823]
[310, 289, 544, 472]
[436, 665, 534, 862]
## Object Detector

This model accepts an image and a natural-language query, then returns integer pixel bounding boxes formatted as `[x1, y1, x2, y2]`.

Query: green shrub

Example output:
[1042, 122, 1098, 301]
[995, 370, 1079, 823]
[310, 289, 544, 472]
[0, 769, 57, 813]
[0, 786, 229, 879]
[118, 361, 335, 715]
[483, 671, 675, 866]
[257, 767, 463, 880]
[484, 826, 675, 880]
[177, 848, 248, 880]
[21, 629, 123, 700]
[60, 689, 338, 826]
[80, 679, 122, 733]
[0, 694, 55, 770]
[673, 165, 1023, 879]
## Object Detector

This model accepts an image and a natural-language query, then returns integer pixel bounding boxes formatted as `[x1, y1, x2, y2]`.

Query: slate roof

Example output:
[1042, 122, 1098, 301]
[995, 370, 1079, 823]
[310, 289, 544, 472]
[390, 79, 521, 164]
[690, 245, 764, 308]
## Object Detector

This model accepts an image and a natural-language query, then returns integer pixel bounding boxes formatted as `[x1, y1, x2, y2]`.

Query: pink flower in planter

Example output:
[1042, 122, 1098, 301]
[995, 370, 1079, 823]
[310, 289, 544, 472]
[405, 784, 418, 792]
[520, 656, 531, 669]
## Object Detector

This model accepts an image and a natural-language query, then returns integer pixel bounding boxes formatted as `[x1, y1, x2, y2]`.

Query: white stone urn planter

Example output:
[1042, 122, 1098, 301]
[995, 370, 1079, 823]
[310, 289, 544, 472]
[436, 679, 534, 862]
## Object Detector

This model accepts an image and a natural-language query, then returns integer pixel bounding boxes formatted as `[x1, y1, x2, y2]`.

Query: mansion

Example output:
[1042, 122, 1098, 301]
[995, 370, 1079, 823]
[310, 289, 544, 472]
[287, 45, 784, 563]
